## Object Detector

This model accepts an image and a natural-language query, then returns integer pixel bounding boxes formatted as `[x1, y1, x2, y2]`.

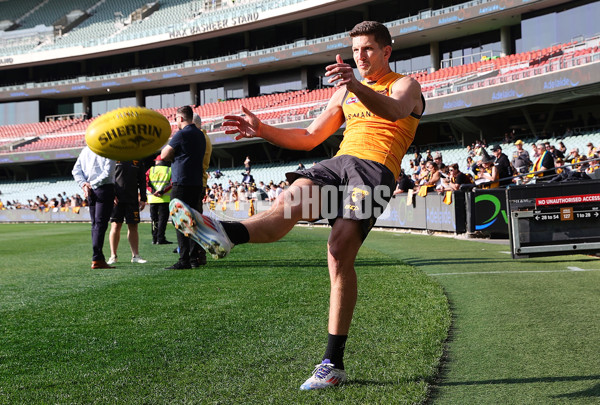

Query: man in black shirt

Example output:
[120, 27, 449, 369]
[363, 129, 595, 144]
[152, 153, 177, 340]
[160, 106, 206, 269]
[108, 160, 148, 264]
[444, 163, 471, 190]
[393, 169, 414, 195]
[491, 145, 512, 186]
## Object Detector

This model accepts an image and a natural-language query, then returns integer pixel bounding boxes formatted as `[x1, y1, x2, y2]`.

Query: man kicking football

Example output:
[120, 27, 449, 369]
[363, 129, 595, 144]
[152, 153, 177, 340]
[169, 20, 425, 390]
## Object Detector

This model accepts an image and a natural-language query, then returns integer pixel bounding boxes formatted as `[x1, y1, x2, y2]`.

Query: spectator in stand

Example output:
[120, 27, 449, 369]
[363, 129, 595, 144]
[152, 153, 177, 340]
[425, 150, 433, 162]
[146, 155, 173, 245]
[244, 155, 251, 173]
[276, 181, 286, 198]
[415, 160, 426, 177]
[266, 184, 277, 201]
[576, 155, 590, 172]
[549, 144, 564, 159]
[586, 142, 596, 158]
[203, 188, 212, 204]
[407, 160, 417, 178]
[554, 158, 570, 175]
[475, 151, 498, 188]
[444, 163, 472, 190]
[527, 143, 555, 181]
[229, 188, 239, 203]
[558, 141, 567, 155]
[433, 152, 446, 171]
[237, 183, 248, 202]
[297, 162, 306, 171]
[466, 144, 475, 157]
[511, 140, 531, 174]
[465, 156, 478, 178]
[413, 150, 422, 166]
[417, 161, 442, 195]
[565, 147, 580, 163]
[107, 160, 148, 265]
[587, 154, 600, 174]
[531, 142, 541, 159]
[72, 146, 116, 269]
[490, 145, 512, 186]
[241, 169, 254, 184]
[393, 169, 414, 195]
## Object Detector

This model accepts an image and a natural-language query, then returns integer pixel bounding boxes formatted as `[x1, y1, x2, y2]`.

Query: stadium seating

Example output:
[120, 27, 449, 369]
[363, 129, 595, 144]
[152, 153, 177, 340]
[5, 130, 600, 205]
[16, 0, 99, 30]
[0, 176, 82, 206]
[399, 130, 600, 174]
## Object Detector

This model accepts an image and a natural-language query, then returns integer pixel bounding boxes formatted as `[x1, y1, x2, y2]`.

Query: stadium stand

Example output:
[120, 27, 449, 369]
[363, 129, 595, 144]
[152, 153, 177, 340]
[4, 127, 600, 207]
[0, 0, 599, 209]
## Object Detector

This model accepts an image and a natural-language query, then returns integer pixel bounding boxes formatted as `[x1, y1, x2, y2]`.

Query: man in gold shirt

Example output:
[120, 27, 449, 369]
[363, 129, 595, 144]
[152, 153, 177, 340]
[168, 21, 424, 389]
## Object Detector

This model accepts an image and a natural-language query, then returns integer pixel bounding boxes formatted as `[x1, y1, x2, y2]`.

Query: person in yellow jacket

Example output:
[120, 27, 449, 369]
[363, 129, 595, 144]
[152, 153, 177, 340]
[146, 155, 172, 244]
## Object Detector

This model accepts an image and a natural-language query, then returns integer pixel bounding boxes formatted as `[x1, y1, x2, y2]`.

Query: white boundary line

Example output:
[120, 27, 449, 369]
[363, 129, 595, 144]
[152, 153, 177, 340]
[428, 267, 600, 276]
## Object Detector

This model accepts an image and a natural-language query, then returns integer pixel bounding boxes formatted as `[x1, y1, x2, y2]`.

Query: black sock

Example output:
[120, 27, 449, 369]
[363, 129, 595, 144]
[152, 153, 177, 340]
[221, 221, 250, 245]
[323, 333, 347, 370]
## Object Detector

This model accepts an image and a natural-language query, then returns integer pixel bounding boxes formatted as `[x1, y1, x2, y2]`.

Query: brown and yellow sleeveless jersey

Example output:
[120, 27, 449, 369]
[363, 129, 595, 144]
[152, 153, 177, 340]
[335, 71, 424, 179]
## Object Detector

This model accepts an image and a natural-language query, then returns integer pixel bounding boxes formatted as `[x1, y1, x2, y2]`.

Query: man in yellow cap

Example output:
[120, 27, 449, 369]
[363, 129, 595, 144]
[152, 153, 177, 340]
[511, 139, 531, 175]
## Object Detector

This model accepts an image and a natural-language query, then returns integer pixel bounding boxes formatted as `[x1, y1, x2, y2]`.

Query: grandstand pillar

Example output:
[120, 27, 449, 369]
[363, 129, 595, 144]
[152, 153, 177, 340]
[500, 26, 511, 56]
[241, 77, 250, 99]
[300, 67, 308, 89]
[82, 96, 91, 119]
[136, 90, 144, 107]
[430, 41, 440, 71]
[190, 84, 199, 106]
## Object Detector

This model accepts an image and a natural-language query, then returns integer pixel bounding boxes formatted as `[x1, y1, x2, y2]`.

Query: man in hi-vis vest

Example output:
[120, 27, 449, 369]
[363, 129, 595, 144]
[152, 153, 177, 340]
[146, 155, 173, 244]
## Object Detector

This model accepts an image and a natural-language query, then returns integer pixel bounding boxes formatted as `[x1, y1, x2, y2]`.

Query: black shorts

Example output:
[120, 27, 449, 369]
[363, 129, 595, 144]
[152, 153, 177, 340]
[110, 202, 140, 224]
[286, 155, 396, 239]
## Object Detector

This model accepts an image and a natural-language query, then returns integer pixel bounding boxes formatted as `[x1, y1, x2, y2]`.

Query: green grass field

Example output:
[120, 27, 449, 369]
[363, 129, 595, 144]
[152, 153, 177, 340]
[1, 222, 599, 404]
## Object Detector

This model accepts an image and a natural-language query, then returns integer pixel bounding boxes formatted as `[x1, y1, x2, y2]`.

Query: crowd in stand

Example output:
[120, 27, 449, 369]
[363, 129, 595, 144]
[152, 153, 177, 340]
[203, 174, 291, 205]
[2, 135, 600, 211]
[0, 192, 85, 211]
[401, 136, 600, 196]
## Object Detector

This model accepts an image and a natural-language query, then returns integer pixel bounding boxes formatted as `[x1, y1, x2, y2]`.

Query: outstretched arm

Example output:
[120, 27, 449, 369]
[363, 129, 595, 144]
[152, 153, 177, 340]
[224, 92, 346, 151]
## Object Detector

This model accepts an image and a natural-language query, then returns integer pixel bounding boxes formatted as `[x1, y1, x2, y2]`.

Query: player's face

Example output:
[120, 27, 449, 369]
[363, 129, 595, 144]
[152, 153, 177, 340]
[352, 34, 391, 80]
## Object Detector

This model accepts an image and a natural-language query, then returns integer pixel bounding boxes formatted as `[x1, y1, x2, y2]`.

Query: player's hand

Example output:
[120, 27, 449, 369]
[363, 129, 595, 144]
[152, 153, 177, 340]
[224, 106, 261, 141]
[325, 54, 355, 88]
[139, 201, 146, 211]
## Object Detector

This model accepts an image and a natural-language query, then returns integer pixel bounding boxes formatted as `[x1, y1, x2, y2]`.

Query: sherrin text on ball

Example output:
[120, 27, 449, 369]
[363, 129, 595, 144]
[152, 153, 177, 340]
[85, 106, 171, 160]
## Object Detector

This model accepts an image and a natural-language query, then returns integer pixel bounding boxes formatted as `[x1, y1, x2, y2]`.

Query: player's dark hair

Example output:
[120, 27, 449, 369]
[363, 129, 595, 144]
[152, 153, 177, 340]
[349, 21, 392, 48]
[176, 105, 193, 122]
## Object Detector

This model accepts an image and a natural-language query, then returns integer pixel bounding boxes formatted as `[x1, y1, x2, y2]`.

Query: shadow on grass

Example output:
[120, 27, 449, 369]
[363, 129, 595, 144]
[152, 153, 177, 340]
[440, 374, 600, 386]
[399, 256, 600, 268]
[439, 375, 600, 399]
[552, 383, 600, 399]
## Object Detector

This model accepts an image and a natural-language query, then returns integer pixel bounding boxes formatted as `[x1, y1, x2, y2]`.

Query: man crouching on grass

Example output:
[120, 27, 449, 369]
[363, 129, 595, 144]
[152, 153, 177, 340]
[169, 21, 425, 390]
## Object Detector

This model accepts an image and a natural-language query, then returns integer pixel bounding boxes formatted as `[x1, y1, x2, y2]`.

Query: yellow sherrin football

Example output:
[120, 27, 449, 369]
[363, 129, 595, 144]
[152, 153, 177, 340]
[85, 106, 171, 160]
